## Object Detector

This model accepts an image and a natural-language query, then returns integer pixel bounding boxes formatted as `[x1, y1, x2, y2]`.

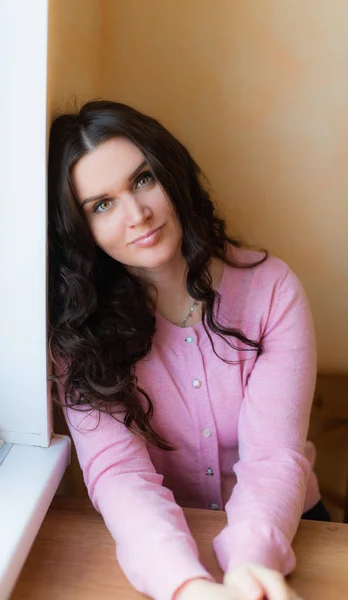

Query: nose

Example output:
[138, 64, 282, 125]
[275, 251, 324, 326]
[124, 193, 152, 227]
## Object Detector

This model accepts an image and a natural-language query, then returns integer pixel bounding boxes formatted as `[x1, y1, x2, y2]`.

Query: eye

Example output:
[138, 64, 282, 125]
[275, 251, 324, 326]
[92, 199, 114, 214]
[134, 171, 153, 190]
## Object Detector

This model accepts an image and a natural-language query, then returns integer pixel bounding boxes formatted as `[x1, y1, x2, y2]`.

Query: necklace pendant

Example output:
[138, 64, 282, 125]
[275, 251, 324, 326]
[180, 299, 198, 328]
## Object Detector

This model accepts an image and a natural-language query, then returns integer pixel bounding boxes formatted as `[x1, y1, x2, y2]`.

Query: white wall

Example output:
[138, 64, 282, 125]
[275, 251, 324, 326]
[0, 0, 50, 446]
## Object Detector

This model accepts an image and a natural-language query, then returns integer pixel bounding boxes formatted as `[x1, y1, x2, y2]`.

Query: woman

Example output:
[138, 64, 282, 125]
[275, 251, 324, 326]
[48, 100, 328, 600]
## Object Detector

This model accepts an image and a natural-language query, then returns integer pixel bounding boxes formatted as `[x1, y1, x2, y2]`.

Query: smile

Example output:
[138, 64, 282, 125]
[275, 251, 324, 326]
[129, 226, 163, 247]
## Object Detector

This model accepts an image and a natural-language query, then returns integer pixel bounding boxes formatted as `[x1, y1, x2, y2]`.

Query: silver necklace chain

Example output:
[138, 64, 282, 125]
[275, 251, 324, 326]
[180, 299, 199, 328]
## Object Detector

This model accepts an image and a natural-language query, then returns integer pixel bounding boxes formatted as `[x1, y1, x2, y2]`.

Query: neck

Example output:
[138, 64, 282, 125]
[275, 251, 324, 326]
[128, 250, 196, 326]
[128, 252, 224, 327]
[144, 252, 189, 309]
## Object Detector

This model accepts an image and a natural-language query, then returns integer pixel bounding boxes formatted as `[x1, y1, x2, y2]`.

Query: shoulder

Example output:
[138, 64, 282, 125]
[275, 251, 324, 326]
[224, 244, 293, 292]
[220, 245, 308, 325]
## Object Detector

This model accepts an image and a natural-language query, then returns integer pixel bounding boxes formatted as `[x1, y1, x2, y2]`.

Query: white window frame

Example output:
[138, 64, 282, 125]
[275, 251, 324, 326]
[0, 2, 70, 598]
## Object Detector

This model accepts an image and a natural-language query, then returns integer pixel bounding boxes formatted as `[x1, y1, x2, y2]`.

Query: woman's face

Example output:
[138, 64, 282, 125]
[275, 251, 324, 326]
[72, 137, 183, 274]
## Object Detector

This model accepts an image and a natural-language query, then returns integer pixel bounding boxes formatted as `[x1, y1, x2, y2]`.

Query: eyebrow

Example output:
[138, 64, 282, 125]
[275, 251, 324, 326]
[79, 159, 148, 208]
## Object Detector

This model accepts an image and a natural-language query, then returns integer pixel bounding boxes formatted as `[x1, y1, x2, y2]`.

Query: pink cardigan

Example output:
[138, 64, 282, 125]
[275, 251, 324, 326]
[59, 247, 320, 600]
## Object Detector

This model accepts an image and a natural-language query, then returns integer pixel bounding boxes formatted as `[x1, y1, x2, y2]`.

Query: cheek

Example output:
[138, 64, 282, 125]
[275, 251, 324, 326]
[155, 193, 181, 228]
[150, 185, 173, 211]
[89, 217, 123, 252]
[167, 204, 182, 234]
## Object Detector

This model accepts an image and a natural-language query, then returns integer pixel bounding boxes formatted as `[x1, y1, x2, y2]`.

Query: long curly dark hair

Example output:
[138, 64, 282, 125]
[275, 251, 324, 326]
[48, 100, 267, 450]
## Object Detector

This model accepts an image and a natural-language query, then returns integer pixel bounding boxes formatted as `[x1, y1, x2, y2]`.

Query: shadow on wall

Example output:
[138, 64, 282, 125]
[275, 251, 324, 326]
[309, 374, 348, 523]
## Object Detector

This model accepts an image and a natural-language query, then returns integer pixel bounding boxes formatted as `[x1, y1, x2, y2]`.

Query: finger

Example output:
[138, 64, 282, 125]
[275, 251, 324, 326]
[289, 588, 304, 600]
[224, 567, 264, 600]
[203, 581, 250, 599]
[249, 566, 293, 600]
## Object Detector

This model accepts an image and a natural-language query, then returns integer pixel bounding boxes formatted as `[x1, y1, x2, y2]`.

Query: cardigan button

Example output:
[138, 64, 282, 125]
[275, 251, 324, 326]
[202, 428, 211, 438]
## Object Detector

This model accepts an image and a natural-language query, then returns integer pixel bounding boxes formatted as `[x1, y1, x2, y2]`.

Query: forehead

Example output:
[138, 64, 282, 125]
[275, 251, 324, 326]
[72, 137, 145, 200]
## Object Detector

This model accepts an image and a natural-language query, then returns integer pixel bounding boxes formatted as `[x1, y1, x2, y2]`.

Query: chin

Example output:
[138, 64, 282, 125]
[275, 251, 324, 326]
[132, 239, 182, 271]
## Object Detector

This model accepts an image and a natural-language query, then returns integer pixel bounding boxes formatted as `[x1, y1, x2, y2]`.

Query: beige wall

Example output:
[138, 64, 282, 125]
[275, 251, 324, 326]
[100, 0, 348, 373]
[47, 0, 102, 115]
[48, 1, 348, 374]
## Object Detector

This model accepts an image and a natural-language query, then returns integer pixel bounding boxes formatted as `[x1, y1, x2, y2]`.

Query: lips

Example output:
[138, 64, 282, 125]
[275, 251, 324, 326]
[130, 225, 163, 246]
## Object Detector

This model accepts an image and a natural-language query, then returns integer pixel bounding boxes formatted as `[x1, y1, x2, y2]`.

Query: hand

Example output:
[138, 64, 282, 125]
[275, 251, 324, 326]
[224, 564, 302, 600]
[175, 578, 249, 599]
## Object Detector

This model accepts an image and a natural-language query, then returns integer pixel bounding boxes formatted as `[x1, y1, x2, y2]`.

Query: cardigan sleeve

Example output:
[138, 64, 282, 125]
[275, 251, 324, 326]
[58, 388, 213, 600]
[213, 265, 317, 575]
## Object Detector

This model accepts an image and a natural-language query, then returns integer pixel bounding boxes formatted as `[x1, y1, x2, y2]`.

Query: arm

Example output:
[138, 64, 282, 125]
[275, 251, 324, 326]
[213, 266, 317, 575]
[59, 396, 213, 600]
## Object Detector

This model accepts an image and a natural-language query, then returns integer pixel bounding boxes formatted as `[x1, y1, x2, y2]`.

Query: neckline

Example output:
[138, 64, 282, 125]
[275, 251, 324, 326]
[155, 260, 228, 333]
